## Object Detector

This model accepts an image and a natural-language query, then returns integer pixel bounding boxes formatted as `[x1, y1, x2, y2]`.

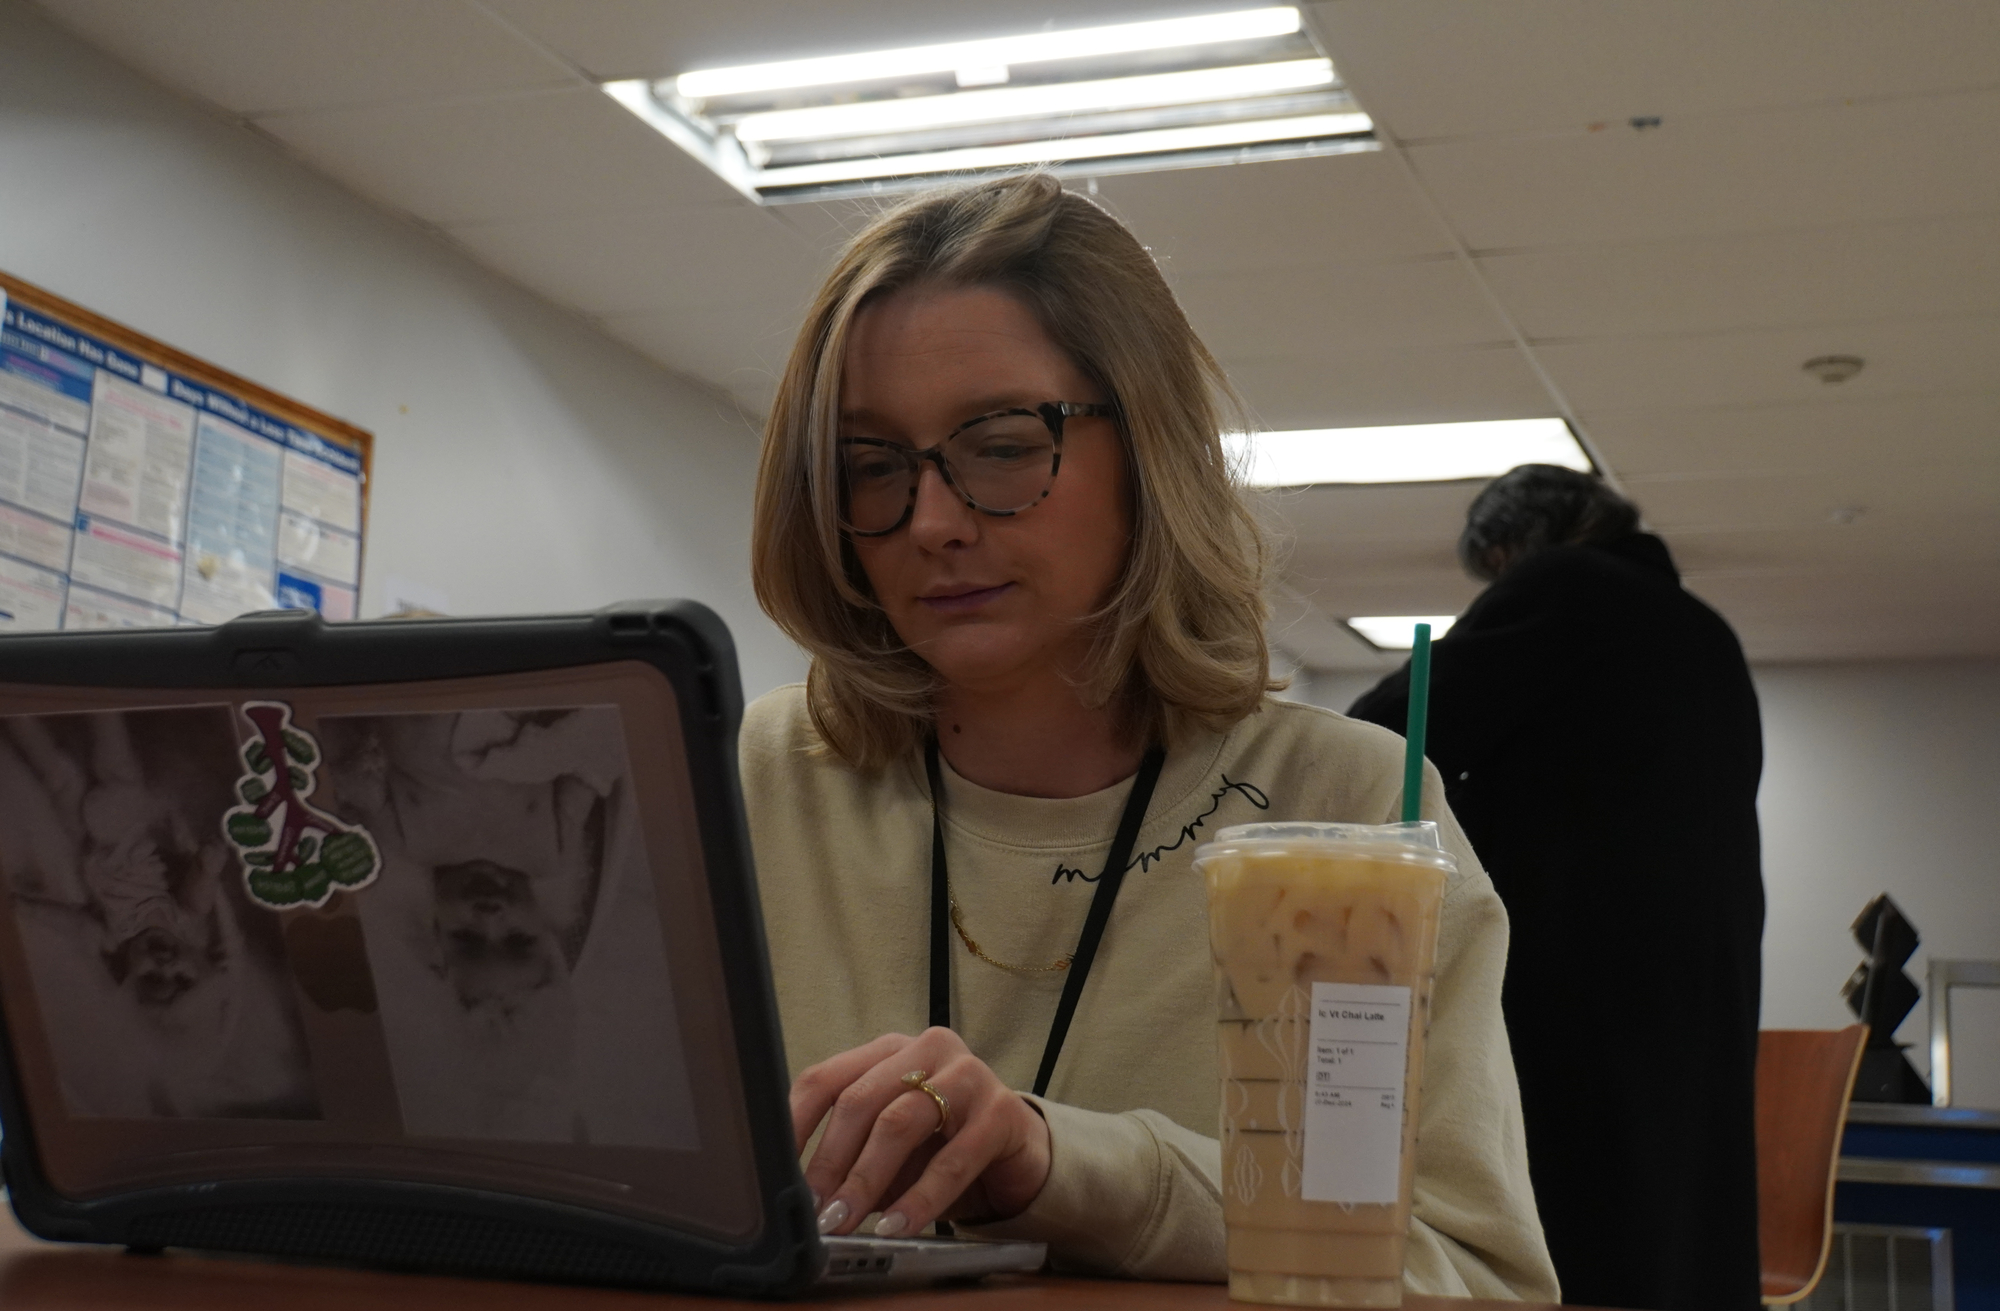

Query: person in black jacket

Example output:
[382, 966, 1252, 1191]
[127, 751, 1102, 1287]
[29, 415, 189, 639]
[1348, 464, 1765, 1311]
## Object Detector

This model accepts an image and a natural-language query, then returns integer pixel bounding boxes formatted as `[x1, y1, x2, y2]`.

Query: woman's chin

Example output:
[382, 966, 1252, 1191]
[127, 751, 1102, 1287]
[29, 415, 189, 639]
[911, 631, 1059, 693]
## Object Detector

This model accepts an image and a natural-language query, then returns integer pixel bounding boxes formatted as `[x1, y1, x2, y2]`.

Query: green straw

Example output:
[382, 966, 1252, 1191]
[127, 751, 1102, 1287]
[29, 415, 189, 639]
[1400, 623, 1433, 823]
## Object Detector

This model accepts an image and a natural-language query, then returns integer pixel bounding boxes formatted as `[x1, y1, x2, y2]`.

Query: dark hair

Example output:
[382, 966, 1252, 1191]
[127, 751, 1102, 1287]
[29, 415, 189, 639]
[1457, 463, 1640, 582]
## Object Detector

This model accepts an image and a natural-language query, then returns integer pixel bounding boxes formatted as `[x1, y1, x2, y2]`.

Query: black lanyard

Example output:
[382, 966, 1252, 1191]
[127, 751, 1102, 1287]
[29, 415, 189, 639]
[924, 738, 1167, 1098]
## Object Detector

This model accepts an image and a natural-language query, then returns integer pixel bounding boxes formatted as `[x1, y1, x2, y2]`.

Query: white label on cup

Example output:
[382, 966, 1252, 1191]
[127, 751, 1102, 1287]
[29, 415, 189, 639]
[1301, 982, 1411, 1204]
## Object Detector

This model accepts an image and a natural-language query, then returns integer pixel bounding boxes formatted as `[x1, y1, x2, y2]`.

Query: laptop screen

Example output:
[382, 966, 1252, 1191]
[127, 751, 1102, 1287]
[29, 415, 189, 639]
[0, 660, 764, 1243]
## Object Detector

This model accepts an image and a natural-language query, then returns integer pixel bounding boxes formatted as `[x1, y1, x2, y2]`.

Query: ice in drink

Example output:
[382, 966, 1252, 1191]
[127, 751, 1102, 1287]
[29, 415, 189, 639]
[1194, 822, 1452, 1308]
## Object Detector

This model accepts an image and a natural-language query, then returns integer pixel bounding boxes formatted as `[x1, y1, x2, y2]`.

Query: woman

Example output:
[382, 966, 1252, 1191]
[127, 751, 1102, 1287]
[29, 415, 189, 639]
[742, 173, 1556, 1296]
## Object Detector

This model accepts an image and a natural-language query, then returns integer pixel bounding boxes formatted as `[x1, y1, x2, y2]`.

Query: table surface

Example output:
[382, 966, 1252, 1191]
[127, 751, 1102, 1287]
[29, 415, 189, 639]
[0, 1212, 1579, 1311]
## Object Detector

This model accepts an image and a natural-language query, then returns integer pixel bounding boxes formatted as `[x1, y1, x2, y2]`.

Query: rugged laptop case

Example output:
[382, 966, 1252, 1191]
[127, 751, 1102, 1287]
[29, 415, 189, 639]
[0, 602, 821, 1296]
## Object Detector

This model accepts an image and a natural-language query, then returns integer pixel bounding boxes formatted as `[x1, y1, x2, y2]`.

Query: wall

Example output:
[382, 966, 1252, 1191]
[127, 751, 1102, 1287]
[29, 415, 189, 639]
[1289, 655, 2000, 1104]
[1755, 659, 2000, 1103]
[0, 1, 806, 698]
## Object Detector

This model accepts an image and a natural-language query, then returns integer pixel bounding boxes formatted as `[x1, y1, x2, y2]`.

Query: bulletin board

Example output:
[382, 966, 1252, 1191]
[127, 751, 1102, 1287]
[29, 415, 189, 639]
[0, 271, 370, 632]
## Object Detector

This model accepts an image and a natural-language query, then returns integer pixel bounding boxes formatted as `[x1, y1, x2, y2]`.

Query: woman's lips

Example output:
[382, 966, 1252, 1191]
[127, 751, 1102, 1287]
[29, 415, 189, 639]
[917, 582, 1014, 614]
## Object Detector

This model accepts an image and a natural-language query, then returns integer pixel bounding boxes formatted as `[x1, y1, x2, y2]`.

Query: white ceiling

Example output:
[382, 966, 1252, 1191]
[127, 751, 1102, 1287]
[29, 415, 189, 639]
[31, 0, 2000, 670]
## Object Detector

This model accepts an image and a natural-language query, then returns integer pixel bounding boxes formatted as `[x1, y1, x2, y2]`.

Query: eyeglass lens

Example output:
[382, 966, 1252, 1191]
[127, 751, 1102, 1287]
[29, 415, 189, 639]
[840, 411, 1058, 534]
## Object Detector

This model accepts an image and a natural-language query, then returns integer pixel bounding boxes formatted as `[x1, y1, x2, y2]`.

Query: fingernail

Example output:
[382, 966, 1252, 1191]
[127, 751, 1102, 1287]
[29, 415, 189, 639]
[815, 1198, 850, 1234]
[809, 1187, 820, 1210]
[874, 1211, 909, 1238]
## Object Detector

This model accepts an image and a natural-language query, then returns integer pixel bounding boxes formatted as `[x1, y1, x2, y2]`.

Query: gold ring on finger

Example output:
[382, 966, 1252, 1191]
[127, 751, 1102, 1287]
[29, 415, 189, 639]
[900, 1069, 950, 1136]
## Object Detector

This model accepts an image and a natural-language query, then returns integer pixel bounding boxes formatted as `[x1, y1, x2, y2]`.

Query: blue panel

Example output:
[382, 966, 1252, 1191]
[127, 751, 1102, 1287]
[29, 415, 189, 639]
[1844, 1121, 2000, 1164]
[1837, 1181, 2000, 1311]
[275, 572, 323, 614]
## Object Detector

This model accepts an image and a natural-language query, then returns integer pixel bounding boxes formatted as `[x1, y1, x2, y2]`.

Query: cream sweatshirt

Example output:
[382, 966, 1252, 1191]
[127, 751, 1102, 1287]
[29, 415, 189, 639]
[739, 685, 1557, 1299]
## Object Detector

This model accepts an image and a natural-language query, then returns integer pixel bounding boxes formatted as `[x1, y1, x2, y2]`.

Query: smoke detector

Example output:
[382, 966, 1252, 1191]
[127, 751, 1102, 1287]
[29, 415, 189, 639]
[1803, 355, 1865, 384]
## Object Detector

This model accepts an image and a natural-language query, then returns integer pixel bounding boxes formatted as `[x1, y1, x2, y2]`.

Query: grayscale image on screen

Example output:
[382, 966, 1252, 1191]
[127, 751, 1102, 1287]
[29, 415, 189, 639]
[0, 706, 321, 1119]
[317, 706, 699, 1150]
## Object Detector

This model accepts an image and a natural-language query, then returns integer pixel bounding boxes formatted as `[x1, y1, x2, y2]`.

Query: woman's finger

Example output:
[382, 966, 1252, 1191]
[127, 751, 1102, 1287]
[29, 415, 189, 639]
[813, 1074, 960, 1233]
[801, 1028, 967, 1227]
[802, 1054, 945, 1214]
[789, 1032, 913, 1150]
[873, 1098, 1019, 1236]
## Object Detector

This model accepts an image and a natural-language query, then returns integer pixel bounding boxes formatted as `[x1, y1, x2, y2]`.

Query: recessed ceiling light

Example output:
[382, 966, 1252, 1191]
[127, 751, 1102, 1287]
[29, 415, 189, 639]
[1346, 615, 1458, 650]
[1224, 418, 1594, 487]
[603, 7, 1374, 204]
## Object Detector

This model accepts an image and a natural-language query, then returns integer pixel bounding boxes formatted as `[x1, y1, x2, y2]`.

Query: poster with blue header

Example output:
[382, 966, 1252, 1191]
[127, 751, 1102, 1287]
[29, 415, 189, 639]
[0, 271, 370, 632]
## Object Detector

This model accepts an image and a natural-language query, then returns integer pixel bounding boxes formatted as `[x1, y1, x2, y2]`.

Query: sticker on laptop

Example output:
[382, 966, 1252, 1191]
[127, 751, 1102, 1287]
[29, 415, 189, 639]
[222, 701, 382, 910]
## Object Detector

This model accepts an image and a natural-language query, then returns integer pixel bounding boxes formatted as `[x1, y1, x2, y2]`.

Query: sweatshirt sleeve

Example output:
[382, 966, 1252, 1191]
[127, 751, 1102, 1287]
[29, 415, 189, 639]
[965, 763, 1560, 1300]
[958, 1098, 1224, 1280]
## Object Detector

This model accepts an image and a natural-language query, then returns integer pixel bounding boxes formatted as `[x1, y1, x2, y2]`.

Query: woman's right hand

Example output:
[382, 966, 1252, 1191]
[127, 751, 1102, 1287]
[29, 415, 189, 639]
[790, 1028, 1051, 1238]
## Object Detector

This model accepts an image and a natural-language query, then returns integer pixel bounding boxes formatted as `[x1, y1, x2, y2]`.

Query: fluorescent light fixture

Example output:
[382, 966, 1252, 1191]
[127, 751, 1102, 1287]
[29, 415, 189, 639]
[1347, 615, 1458, 650]
[674, 8, 1304, 99]
[1225, 418, 1593, 487]
[755, 112, 1371, 189]
[734, 59, 1336, 143]
[603, 7, 1373, 203]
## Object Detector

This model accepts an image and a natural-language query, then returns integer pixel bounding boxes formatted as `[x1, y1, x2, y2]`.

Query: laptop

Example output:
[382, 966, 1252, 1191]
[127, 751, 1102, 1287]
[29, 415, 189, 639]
[0, 601, 1044, 1294]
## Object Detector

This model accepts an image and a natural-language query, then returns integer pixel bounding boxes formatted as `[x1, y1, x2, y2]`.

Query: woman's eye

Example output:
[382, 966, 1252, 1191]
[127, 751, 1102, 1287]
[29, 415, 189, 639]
[967, 437, 1050, 466]
[842, 450, 904, 482]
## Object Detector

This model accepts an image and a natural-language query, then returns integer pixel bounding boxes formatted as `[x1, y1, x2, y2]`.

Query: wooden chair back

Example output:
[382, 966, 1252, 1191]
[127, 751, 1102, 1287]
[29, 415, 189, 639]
[1757, 1026, 1867, 1305]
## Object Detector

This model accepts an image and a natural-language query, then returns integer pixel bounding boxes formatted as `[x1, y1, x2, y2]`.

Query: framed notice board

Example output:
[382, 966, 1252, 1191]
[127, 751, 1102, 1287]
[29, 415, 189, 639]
[0, 271, 371, 632]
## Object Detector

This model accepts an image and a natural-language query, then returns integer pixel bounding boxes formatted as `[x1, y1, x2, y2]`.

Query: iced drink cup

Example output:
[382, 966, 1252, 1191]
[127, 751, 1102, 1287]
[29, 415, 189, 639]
[1194, 822, 1452, 1308]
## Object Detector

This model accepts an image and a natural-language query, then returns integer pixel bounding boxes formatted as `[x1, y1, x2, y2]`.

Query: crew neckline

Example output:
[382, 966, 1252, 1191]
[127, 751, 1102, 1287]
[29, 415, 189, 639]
[916, 727, 1230, 853]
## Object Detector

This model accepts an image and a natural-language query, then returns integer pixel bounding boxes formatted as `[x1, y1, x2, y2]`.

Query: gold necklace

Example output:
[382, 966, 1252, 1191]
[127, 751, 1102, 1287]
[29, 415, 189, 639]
[948, 891, 1073, 973]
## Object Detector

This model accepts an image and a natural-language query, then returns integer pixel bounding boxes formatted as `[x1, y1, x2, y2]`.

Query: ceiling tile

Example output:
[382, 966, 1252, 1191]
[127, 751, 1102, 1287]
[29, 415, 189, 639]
[1267, 586, 1394, 671]
[1481, 215, 2000, 341]
[1310, 0, 2000, 142]
[257, 86, 742, 226]
[1683, 565, 2000, 661]
[600, 300, 806, 418]
[1666, 513, 2000, 571]
[1624, 466, 2000, 534]
[1587, 392, 2000, 479]
[765, 198, 892, 259]
[1407, 90, 2000, 250]
[1260, 480, 1483, 544]
[1625, 472, 1842, 532]
[477, 0, 1262, 82]
[1545, 314, 2000, 413]
[1220, 343, 1552, 430]
[1279, 565, 1486, 634]
[1094, 150, 1454, 276]
[34, 0, 566, 114]
[1259, 483, 1484, 621]
[1175, 257, 1506, 358]
[446, 207, 827, 317]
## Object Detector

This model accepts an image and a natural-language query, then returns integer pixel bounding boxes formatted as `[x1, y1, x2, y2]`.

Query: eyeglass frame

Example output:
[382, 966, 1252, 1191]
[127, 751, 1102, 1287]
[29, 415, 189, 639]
[834, 400, 1119, 538]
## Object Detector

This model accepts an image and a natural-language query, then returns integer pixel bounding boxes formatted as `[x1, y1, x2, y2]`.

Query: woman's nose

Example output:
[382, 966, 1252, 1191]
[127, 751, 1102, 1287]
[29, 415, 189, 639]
[908, 461, 978, 550]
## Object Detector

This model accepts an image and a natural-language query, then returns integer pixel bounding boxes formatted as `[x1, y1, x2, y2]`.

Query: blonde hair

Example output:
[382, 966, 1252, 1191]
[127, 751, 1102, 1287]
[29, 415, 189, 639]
[751, 173, 1273, 771]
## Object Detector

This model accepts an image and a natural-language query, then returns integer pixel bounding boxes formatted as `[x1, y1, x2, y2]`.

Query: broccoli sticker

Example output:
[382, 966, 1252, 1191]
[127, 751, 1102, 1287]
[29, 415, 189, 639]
[222, 701, 381, 910]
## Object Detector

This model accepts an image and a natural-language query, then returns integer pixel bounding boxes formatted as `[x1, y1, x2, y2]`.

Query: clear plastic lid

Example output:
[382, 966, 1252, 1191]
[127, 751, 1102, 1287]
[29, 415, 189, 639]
[1194, 819, 1455, 872]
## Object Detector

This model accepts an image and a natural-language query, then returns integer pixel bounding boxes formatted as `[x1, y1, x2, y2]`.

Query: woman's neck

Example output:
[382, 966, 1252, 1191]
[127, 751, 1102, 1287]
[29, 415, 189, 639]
[934, 677, 1143, 799]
